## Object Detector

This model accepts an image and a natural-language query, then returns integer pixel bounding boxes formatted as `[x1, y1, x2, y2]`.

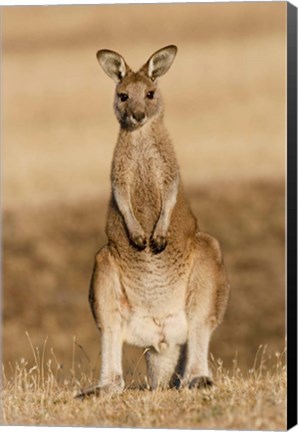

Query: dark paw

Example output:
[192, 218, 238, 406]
[188, 376, 213, 389]
[150, 235, 167, 254]
[131, 235, 147, 250]
[170, 375, 183, 390]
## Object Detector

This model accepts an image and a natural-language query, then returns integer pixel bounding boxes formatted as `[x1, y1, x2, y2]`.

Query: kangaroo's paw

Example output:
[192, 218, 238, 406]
[188, 376, 213, 389]
[130, 234, 147, 250]
[150, 235, 167, 254]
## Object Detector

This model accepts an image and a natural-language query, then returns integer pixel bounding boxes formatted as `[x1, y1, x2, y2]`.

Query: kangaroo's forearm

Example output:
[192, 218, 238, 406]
[113, 183, 139, 232]
[112, 182, 147, 249]
[155, 174, 179, 234]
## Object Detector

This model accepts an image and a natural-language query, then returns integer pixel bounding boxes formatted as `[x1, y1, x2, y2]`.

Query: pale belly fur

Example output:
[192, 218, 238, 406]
[123, 309, 188, 352]
[118, 255, 190, 352]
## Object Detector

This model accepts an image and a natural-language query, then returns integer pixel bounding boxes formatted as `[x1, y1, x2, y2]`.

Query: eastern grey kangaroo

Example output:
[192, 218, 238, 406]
[82, 45, 230, 397]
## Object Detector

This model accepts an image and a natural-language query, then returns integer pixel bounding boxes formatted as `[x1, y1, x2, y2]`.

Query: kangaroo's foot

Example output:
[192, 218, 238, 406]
[188, 375, 213, 389]
[171, 374, 213, 390]
[75, 385, 101, 400]
[150, 235, 167, 254]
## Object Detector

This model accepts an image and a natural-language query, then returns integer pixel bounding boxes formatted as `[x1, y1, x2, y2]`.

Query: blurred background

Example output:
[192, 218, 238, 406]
[2, 2, 286, 381]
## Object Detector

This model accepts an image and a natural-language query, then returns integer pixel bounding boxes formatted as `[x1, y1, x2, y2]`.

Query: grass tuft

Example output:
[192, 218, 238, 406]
[1, 339, 286, 429]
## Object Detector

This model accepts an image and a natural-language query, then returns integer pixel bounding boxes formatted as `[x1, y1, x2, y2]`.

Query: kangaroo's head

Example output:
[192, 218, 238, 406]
[96, 45, 177, 130]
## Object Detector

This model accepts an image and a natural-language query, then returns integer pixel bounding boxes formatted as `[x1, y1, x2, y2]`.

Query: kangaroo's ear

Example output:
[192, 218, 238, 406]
[142, 45, 177, 80]
[96, 49, 128, 83]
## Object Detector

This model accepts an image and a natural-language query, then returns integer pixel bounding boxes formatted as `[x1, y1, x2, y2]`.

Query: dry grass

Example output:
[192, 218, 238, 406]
[1, 341, 286, 429]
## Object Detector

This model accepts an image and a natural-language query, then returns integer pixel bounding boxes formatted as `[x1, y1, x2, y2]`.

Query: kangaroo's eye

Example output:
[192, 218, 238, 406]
[146, 91, 155, 99]
[118, 93, 128, 102]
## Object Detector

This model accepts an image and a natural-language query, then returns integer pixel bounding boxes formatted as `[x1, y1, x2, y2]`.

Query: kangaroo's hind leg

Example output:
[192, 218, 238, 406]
[77, 245, 124, 398]
[183, 232, 230, 388]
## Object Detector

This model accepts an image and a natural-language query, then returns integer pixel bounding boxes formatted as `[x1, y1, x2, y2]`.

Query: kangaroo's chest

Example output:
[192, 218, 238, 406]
[130, 142, 164, 225]
[132, 142, 164, 186]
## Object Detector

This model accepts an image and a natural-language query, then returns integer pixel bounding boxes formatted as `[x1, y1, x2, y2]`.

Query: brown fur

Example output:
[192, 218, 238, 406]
[78, 46, 230, 399]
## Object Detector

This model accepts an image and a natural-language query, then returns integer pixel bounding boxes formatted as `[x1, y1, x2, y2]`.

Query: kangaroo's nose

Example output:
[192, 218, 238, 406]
[132, 111, 146, 122]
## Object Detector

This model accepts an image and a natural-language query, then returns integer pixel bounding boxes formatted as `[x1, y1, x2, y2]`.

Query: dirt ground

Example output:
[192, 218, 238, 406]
[2, 0, 286, 399]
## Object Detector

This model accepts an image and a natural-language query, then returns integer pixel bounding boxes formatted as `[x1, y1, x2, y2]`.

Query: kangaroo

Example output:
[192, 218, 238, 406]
[80, 45, 230, 397]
